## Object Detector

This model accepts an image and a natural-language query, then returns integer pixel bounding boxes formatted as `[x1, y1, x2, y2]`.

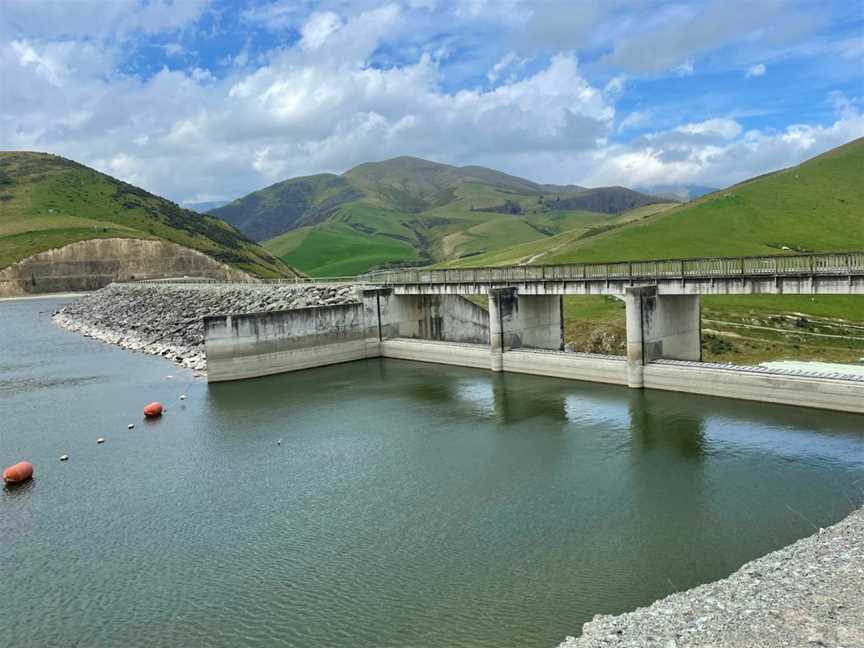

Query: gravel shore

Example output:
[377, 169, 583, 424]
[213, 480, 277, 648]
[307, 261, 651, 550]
[559, 506, 864, 648]
[53, 283, 358, 372]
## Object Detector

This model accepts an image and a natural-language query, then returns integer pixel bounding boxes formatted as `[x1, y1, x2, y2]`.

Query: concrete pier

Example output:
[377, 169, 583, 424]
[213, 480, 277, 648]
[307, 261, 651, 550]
[625, 286, 701, 388]
[488, 288, 516, 371]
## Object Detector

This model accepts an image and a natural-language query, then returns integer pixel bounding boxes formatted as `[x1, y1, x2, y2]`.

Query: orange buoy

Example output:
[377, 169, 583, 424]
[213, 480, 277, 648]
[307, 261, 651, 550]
[3, 461, 34, 484]
[144, 402, 164, 418]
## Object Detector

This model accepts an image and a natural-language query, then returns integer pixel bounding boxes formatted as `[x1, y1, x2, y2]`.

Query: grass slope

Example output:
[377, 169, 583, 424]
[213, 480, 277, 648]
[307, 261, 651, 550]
[266, 223, 420, 276]
[448, 138, 863, 269]
[543, 137, 864, 264]
[442, 203, 677, 267]
[0, 152, 293, 277]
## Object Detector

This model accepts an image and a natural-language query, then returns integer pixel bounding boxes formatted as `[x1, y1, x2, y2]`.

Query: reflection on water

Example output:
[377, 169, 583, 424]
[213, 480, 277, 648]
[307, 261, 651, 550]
[3, 298, 864, 648]
[628, 391, 707, 460]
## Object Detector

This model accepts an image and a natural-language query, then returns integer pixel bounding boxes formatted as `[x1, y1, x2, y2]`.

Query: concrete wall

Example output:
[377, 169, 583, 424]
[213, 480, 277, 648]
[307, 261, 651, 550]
[205, 303, 377, 382]
[380, 339, 490, 369]
[503, 349, 627, 385]
[488, 288, 563, 353]
[0, 238, 252, 297]
[515, 295, 565, 351]
[206, 293, 490, 382]
[365, 290, 489, 345]
[642, 293, 701, 362]
[643, 363, 864, 414]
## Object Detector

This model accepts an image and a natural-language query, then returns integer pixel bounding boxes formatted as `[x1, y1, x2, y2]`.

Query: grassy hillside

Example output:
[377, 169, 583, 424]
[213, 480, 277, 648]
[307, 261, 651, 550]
[541, 137, 864, 264]
[0, 152, 295, 277]
[209, 155, 663, 276]
[266, 222, 421, 276]
[210, 173, 362, 241]
[442, 203, 677, 267]
[446, 138, 862, 268]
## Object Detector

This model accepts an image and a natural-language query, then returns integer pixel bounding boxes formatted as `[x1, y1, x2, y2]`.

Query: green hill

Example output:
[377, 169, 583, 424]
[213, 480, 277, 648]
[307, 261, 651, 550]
[209, 173, 362, 241]
[209, 155, 665, 276]
[0, 152, 294, 277]
[465, 137, 863, 267]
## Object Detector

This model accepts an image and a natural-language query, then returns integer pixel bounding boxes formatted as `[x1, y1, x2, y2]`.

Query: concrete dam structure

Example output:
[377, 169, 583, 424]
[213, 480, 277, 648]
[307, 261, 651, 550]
[204, 252, 864, 413]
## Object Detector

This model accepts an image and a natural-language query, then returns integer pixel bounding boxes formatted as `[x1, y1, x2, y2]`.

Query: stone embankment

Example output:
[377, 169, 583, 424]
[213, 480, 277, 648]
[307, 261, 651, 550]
[53, 283, 358, 372]
[559, 506, 864, 648]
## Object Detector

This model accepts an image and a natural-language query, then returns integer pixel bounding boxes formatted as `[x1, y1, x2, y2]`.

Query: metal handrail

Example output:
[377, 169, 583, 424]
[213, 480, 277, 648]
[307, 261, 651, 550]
[363, 251, 864, 285]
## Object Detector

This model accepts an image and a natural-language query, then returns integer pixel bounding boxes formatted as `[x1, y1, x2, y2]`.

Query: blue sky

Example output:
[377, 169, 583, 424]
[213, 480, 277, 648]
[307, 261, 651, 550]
[1, 0, 862, 202]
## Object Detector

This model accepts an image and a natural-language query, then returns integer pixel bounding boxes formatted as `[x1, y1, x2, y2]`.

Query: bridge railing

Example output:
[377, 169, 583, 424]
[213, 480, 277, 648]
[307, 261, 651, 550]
[363, 252, 864, 285]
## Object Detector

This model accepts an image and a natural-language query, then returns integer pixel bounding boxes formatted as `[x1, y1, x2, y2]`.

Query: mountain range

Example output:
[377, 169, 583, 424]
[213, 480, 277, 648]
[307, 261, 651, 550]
[209, 156, 673, 276]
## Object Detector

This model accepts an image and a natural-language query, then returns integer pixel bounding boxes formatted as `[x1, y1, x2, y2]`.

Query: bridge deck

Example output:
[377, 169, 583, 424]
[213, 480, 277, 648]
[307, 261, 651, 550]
[364, 252, 864, 296]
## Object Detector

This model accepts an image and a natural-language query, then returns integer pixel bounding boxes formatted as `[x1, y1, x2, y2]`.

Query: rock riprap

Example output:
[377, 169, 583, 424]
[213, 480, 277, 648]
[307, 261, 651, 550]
[53, 283, 358, 372]
[558, 506, 864, 648]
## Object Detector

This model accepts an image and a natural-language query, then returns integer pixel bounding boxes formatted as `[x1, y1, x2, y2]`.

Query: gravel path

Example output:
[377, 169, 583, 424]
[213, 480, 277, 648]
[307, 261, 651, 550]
[53, 283, 358, 372]
[559, 506, 864, 648]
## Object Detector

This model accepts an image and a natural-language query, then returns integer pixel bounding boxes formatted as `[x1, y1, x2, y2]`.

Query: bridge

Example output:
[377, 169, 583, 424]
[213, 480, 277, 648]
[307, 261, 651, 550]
[364, 251, 864, 296]
[203, 252, 864, 414]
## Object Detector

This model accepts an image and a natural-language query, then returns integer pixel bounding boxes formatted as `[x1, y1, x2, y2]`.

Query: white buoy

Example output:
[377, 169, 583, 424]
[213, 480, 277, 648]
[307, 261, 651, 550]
[128, 424, 135, 430]
[179, 394, 186, 401]
[59, 454, 69, 462]
[277, 439, 282, 445]
[97, 437, 105, 444]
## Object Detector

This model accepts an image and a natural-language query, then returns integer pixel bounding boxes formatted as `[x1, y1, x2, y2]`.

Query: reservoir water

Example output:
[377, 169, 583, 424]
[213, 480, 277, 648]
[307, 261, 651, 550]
[2, 297, 864, 648]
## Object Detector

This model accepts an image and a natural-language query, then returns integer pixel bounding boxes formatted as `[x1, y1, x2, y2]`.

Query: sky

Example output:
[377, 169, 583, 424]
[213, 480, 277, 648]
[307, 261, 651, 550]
[1, 0, 862, 203]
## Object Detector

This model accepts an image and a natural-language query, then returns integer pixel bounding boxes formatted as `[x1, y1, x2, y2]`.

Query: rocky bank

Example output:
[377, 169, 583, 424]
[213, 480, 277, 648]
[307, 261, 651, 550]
[53, 283, 358, 372]
[559, 506, 864, 648]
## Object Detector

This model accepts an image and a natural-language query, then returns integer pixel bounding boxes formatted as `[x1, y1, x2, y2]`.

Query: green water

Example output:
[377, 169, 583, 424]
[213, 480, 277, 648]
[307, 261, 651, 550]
[2, 298, 863, 648]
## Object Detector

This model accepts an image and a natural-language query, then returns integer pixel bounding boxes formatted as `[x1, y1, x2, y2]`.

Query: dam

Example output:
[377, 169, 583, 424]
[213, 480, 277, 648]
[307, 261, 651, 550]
[201, 252, 864, 413]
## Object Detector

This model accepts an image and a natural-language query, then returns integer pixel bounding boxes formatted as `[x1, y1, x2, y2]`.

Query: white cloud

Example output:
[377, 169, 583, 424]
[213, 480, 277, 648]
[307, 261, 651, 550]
[0, 9, 617, 200]
[600, 0, 822, 75]
[240, 1, 302, 31]
[677, 118, 742, 140]
[674, 59, 694, 77]
[164, 42, 184, 57]
[617, 111, 649, 133]
[0, 0, 207, 41]
[487, 51, 527, 83]
[300, 12, 344, 51]
[582, 97, 864, 188]
[1, 1, 860, 204]
[746, 63, 767, 77]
